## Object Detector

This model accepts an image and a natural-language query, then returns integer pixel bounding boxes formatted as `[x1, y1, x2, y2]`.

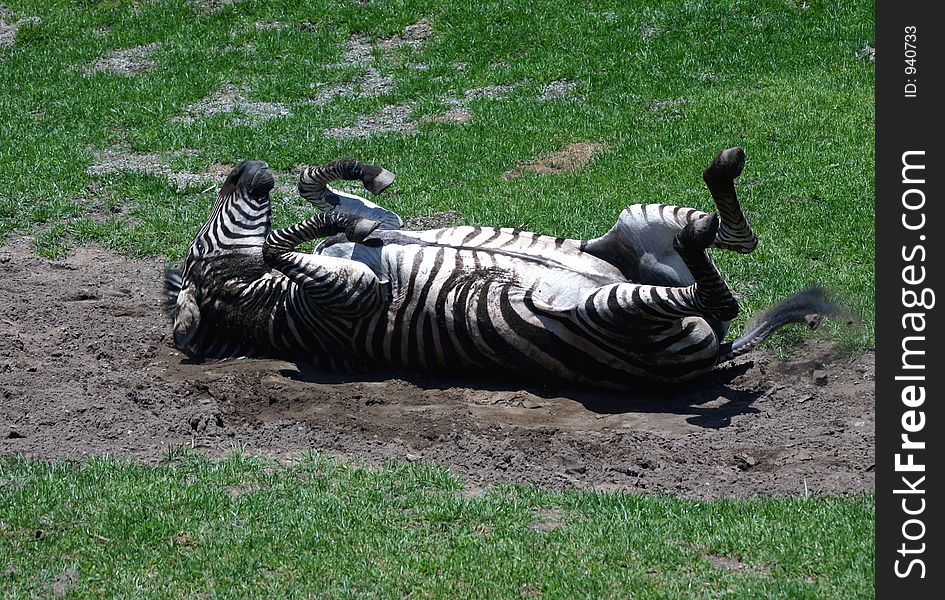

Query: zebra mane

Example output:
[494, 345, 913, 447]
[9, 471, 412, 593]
[163, 267, 183, 318]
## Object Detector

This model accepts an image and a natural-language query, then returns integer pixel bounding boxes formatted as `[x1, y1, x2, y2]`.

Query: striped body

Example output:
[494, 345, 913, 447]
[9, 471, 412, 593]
[166, 152, 834, 388]
[297, 223, 716, 385]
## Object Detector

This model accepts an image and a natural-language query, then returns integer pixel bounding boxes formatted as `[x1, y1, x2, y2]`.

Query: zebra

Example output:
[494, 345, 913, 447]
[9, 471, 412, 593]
[163, 148, 837, 387]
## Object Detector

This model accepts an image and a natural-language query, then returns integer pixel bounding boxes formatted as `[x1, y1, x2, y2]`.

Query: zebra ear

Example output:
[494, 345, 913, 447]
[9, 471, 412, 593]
[163, 268, 183, 318]
[173, 287, 201, 350]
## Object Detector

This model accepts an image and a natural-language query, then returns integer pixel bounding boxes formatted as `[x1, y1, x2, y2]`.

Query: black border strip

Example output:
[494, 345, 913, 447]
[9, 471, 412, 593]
[876, 1, 942, 596]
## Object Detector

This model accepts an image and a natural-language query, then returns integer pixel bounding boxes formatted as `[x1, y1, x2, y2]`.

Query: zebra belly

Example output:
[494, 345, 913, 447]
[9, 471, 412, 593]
[319, 226, 628, 307]
[317, 233, 720, 385]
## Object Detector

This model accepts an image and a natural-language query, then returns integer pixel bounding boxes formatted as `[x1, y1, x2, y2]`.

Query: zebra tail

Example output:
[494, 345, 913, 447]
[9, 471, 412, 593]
[716, 287, 842, 364]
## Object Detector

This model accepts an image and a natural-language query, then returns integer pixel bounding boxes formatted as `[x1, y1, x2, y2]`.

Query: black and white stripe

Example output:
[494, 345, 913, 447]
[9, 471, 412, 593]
[164, 149, 836, 386]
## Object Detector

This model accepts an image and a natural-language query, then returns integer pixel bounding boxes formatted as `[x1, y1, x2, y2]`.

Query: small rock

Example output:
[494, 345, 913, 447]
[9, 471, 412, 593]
[735, 453, 757, 470]
[521, 399, 541, 409]
[405, 453, 422, 462]
[797, 394, 814, 404]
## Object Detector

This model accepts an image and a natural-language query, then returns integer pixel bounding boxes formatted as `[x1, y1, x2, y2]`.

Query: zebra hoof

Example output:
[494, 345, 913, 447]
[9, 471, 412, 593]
[704, 147, 745, 183]
[674, 213, 719, 254]
[364, 168, 396, 196]
[346, 218, 381, 243]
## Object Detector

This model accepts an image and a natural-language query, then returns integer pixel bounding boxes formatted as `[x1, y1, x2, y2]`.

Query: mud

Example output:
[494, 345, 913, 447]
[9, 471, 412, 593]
[0, 238, 874, 499]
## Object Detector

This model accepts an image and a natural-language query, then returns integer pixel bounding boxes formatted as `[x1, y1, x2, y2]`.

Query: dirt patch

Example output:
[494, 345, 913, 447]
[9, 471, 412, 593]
[642, 26, 661, 41]
[310, 19, 432, 105]
[423, 108, 472, 125]
[50, 567, 78, 597]
[529, 507, 565, 533]
[403, 210, 463, 230]
[0, 239, 874, 499]
[423, 84, 518, 126]
[539, 79, 578, 101]
[0, 7, 39, 48]
[87, 149, 224, 192]
[649, 97, 687, 120]
[856, 44, 875, 63]
[177, 84, 290, 126]
[324, 104, 415, 139]
[188, 0, 242, 10]
[87, 149, 299, 200]
[504, 141, 606, 180]
[702, 554, 771, 577]
[376, 19, 433, 52]
[84, 43, 160, 76]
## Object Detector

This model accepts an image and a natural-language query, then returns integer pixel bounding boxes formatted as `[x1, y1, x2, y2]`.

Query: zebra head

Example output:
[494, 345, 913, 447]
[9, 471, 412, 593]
[164, 160, 275, 353]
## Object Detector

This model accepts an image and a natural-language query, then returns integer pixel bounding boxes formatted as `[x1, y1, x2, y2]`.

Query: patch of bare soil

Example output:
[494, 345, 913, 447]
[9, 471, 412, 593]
[649, 97, 688, 120]
[87, 149, 225, 192]
[856, 44, 875, 63]
[539, 79, 579, 101]
[324, 104, 415, 139]
[0, 239, 874, 499]
[87, 149, 300, 204]
[403, 210, 463, 230]
[176, 84, 290, 126]
[422, 84, 518, 127]
[84, 43, 160, 76]
[188, 0, 242, 10]
[702, 554, 771, 577]
[504, 141, 607, 180]
[0, 6, 39, 48]
[310, 19, 432, 106]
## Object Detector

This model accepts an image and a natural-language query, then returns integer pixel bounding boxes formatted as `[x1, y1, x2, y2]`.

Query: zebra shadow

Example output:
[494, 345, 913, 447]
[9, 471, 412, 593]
[279, 359, 762, 430]
[559, 361, 763, 429]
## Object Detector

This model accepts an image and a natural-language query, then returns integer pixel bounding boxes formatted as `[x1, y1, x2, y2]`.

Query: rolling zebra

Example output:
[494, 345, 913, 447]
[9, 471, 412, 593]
[164, 148, 836, 386]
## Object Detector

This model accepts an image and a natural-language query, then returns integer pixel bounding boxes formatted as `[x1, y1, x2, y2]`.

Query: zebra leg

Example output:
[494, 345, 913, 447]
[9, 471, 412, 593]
[299, 157, 404, 229]
[297, 157, 403, 229]
[577, 211, 739, 330]
[703, 147, 757, 253]
[672, 212, 740, 321]
[263, 212, 384, 315]
[584, 148, 757, 279]
[299, 156, 395, 200]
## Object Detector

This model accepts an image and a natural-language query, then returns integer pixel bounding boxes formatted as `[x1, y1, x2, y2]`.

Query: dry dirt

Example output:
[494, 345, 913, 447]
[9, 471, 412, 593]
[504, 141, 607, 180]
[176, 84, 291, 126]
[84, 43, 160, 76]
[0, 238, 874, 499]
[539, 79, 579, 101]
[0, 6, 39, 48]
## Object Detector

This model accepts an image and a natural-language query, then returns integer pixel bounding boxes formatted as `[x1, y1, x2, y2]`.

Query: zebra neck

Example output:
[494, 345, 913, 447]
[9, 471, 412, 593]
[235, 274, 359, 371]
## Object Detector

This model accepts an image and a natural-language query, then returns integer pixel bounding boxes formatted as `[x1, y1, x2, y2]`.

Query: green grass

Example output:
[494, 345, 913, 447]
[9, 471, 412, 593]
[0, 453, 873, 598]
[0, 0, 874, 346]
